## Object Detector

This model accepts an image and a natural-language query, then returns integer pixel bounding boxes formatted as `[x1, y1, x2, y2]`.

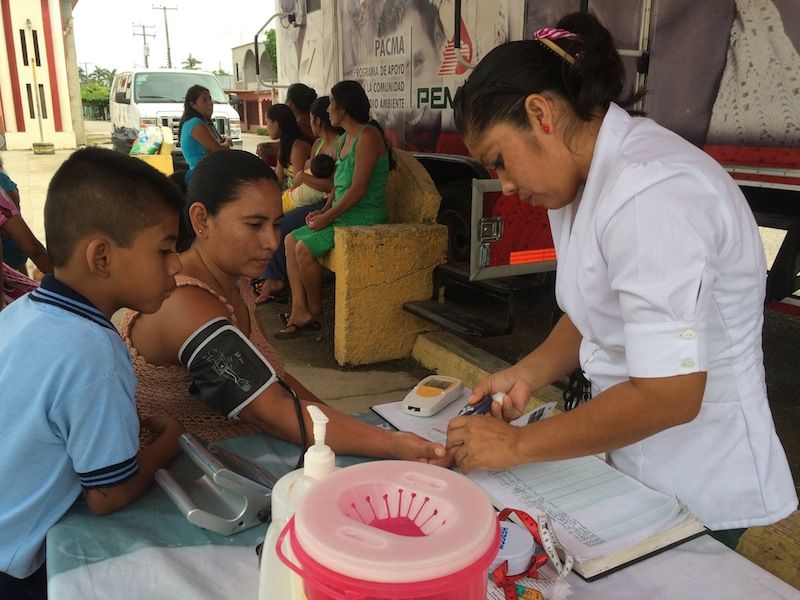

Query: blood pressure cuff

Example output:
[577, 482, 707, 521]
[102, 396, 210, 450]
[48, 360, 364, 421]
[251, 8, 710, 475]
[178, 317, 278, 419]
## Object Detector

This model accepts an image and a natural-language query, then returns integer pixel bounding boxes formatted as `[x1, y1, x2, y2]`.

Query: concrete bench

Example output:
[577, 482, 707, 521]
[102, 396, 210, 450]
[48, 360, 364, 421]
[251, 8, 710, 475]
[319, 149, 448, 366]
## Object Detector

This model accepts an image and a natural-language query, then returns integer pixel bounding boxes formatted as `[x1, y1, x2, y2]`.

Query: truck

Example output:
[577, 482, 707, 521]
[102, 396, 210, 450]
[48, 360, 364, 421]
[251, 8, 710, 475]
[260, 0, 800, 334]
[109, 69, 242, 165]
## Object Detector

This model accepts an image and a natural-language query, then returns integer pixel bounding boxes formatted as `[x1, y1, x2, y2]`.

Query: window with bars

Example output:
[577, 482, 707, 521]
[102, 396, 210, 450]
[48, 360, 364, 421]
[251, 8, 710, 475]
[32, 30, 41, 66]
[19, 30, 28, 66]
[25, 84, 34, 118]
[38, 84, 47, 118]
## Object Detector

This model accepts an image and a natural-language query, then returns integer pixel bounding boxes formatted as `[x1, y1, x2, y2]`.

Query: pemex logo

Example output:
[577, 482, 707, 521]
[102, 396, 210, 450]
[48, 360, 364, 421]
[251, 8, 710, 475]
[438, 18, 473, 76]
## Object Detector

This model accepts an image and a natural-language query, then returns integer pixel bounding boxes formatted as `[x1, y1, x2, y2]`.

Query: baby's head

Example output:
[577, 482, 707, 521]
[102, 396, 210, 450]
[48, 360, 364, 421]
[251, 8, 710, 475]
[309, 154, 336, 179]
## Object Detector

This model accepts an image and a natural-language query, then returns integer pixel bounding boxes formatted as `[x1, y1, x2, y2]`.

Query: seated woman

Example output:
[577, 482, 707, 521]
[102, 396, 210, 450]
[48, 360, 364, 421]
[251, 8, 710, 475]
[255, 96, 342, 304]
[285, 82, 317, 140]
[278, 80, 394, 337]
[121, 150, 446, 462]
[265, 103, 313, 191]
[0, 189, 52, 308]
[178, 84, 232, 181]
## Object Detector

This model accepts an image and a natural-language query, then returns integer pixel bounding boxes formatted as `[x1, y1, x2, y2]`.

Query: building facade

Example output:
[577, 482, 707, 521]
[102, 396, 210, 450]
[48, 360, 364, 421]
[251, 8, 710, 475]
[0, 0, 80, 150]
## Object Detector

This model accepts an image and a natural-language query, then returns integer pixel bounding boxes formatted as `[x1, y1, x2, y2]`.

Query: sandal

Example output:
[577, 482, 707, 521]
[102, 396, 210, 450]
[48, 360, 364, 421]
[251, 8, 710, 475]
[255, 290, 289, 305]
[273, 320, 322, 340]
[279, 312, 290, 327]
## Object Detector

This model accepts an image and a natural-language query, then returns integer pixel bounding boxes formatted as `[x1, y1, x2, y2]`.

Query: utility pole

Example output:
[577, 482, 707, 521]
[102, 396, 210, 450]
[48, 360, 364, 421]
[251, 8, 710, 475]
[152, 5, 177, 68]
[80, 61, 93, 80]
[132, 24, 155, 68]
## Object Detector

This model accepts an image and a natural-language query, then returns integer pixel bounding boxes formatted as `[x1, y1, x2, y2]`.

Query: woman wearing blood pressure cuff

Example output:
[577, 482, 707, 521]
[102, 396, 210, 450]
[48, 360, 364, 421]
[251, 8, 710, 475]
[444, 13, 797, 536]
[120, 149, 448, 463]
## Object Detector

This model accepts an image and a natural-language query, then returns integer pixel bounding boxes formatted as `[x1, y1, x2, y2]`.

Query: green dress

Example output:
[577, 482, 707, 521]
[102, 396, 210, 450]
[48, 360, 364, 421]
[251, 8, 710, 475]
[291, 124, 390, 258]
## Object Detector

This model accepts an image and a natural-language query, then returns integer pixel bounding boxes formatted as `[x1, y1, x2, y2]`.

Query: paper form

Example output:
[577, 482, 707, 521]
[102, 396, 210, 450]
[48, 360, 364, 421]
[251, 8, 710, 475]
[372, 396, 556, 447]
[470, 457, 690, 561]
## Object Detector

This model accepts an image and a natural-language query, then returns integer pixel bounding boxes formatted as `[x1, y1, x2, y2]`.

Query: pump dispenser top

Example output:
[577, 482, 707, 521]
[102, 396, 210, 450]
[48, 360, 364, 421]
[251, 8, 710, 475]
[303, 405, 334, 480]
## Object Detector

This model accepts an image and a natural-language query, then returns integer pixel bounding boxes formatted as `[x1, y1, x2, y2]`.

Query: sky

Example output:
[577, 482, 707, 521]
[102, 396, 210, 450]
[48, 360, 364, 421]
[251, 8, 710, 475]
[72, 0, 278, 74]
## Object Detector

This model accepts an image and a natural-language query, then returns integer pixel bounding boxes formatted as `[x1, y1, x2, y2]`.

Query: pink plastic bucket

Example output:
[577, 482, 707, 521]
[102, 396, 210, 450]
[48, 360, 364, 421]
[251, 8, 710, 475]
[277, 461, 500, 600]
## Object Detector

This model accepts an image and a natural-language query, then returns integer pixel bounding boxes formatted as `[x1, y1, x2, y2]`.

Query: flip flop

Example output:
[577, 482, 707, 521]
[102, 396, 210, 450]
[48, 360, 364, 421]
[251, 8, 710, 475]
[255, 291, 289, 305]
[251, 279, 265, 294]
[273, 320, 322, 340]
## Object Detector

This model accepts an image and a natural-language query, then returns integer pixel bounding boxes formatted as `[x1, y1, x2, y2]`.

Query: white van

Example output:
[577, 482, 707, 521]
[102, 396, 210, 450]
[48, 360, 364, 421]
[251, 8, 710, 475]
[109, 69, 242, 153]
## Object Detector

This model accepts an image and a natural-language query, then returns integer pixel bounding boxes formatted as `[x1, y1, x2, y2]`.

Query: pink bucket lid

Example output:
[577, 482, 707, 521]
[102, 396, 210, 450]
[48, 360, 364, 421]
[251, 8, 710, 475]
[293, 461, 498, 583]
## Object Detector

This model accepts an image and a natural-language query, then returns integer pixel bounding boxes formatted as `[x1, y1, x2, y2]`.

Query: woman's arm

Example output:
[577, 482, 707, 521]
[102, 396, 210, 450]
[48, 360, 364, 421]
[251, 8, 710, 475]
[191, 122, 233, 152]
[293, 140, 334, 193]
[133, 286, 447, 463]
[319, 127, 383, 221]
[293, 171, 334, 194]
[2, 215, 53, 274]
[448, 371, 705, 473]
[290, 140, 312, 183]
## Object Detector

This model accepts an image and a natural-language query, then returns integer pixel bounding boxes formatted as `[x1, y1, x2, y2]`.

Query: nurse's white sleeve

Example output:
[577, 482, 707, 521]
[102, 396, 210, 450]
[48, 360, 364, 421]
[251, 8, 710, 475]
[600, 167, 722, 378]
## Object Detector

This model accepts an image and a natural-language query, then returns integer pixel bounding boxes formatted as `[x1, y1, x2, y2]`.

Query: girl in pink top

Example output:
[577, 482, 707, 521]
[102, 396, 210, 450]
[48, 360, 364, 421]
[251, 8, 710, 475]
[0, 189, 52, 308]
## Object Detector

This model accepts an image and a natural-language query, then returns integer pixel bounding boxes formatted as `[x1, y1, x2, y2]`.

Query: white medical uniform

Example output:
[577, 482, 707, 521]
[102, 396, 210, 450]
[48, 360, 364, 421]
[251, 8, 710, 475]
[548, 103, 797, 530]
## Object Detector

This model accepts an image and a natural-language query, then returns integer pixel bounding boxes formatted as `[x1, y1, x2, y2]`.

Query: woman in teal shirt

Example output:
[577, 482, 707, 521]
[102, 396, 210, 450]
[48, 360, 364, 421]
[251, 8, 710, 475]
[278, 80, 395, 337]
[178, 85, 232, 180]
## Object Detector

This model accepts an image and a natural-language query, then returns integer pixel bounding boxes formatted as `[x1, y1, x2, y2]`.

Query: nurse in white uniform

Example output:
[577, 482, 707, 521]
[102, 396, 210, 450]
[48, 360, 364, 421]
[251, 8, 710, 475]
[445, 12, 797, 543]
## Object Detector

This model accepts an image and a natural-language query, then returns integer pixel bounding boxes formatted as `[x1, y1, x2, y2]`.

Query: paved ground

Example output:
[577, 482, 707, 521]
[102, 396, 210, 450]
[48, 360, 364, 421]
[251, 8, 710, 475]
[4, 123, 798, 496]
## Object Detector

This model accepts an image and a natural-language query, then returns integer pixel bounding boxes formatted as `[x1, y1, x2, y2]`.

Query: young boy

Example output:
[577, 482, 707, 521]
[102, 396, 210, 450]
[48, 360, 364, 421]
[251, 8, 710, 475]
[0, 147, 186, 599]
[281, 153, 336, 212]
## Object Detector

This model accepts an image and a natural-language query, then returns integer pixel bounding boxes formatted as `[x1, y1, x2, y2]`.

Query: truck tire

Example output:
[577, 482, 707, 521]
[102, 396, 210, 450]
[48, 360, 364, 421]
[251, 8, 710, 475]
[436, 180, 472, 263]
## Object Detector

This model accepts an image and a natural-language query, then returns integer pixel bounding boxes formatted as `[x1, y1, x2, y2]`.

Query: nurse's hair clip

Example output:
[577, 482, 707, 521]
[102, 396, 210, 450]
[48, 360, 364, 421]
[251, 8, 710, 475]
[532, 27, 581, 65]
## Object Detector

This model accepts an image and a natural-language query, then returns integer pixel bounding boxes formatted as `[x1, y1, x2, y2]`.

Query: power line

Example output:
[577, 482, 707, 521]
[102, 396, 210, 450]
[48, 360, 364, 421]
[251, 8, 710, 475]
[132, 23, 155, 68]
[152, 5, 177, 68]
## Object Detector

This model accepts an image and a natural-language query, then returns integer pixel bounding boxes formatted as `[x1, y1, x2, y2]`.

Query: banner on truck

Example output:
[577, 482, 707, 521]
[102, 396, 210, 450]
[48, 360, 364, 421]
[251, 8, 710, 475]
[337, 0, 524, 154]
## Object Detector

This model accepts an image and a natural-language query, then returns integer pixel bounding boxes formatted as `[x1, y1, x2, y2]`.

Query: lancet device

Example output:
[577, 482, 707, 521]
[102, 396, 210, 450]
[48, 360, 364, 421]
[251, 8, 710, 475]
[156, 433, 278, 536]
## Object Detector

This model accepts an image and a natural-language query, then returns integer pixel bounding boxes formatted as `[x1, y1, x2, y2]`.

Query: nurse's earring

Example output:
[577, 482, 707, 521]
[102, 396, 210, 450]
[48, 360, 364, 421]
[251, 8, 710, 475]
[541, 123, 551, 134]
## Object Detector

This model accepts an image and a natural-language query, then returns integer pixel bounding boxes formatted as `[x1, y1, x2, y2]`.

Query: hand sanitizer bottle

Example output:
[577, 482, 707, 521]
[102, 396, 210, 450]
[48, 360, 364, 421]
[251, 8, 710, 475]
[259, 405, 335, 599]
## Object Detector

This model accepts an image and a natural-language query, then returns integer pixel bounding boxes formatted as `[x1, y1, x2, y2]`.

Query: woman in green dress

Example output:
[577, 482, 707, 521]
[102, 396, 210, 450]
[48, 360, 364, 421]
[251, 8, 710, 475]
[278, 80, 395, 337]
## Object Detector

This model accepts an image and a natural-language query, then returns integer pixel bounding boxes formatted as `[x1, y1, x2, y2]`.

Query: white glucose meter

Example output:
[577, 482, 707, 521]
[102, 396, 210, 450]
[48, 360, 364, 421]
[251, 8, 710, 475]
[402, 375, 464, 417]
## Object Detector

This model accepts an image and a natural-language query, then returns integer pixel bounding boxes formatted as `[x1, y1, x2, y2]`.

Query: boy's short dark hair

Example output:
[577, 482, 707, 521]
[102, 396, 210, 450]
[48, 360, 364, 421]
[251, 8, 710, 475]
[309, 154, 336, 179]
[45, 147, 184, 267]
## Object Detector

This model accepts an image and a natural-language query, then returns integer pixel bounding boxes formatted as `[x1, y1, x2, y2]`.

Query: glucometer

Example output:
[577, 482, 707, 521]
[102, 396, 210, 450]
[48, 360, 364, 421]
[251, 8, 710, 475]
[155, 433, 278, 536]
[402, 375, 464, 417]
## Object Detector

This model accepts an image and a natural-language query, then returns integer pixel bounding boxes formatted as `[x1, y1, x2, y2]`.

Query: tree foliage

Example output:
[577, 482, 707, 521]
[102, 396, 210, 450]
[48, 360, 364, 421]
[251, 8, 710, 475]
[81, 81, 110, 102]
[263, 28, 277, 77]
[80, 66, 116, 87]
[80, 66, 116, 119]
[182, 53, 202, 70]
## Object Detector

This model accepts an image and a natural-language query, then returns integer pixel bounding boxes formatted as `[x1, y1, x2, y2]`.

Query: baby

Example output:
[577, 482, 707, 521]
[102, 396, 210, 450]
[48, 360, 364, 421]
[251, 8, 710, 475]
[282, 153, 336, 212]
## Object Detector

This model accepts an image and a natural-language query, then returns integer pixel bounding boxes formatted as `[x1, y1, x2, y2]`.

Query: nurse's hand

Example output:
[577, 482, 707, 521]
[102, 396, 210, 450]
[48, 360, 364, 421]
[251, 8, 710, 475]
[468, 365, 534, 422]
[446, 415, 522, 473]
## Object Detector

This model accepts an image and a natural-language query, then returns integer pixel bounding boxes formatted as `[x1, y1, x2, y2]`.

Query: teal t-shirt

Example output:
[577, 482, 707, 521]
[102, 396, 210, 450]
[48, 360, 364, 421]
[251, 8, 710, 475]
[180, 117, 211, 171]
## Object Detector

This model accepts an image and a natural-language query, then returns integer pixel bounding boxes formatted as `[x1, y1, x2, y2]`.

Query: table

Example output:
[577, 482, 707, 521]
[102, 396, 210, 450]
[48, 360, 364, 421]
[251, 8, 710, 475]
[47, 417, 800, 600]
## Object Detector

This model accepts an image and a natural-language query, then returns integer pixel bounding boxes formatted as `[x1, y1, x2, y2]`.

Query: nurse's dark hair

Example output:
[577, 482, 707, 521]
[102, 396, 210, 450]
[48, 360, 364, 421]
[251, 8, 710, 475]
[44, 147, 184, 267]
[454, 12, 639, 138]
[331, 79, 395, 169]
[177, 149, 278, 252]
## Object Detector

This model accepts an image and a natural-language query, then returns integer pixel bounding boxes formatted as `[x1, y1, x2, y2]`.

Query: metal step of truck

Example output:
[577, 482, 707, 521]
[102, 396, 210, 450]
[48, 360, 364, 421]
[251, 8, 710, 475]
[403, 299, 513, 338]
